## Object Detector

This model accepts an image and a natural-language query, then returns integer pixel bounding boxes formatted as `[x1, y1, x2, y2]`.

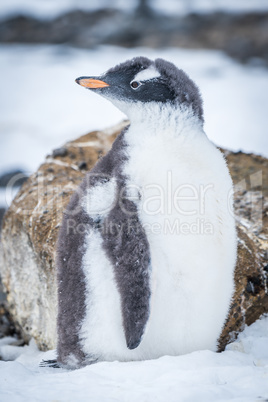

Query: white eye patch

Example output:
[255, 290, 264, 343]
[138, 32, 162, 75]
[133, 65, 161, 82]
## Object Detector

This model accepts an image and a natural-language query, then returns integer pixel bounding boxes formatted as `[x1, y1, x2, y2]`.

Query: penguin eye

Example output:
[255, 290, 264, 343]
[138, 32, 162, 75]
[130, 81, 142, 90]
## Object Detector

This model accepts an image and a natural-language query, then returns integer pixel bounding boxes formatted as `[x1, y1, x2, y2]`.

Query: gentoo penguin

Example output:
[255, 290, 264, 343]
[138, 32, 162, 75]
[52, 57, 237, 369]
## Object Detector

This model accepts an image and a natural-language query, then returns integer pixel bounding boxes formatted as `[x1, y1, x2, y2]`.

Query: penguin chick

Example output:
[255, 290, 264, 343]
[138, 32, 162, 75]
[53, 57, 236, 369]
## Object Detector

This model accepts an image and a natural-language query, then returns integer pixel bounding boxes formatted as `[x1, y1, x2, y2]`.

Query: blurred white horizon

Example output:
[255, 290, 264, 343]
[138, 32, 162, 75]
[0, 44, 267, 180]
[1, 0, 268, 19]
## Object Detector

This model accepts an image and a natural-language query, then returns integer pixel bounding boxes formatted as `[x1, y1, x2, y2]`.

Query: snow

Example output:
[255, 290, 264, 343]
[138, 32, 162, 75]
[1, 0, 268, 20]
[0, 315, 267, 401]
[0, 43, 267, 210]
[0, 44, 267, 179]
[153, 0, 268, 16]
[1, 0, 134, 20]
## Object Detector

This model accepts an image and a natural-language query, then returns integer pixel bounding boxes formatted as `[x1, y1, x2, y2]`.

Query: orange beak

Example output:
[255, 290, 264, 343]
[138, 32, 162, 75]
[75, 77, 110, 89]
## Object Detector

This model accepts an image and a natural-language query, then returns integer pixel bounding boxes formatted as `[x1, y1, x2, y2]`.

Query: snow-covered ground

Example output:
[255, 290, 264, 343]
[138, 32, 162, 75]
[0, 315, 267, 401]
[1, 0, 268, 19]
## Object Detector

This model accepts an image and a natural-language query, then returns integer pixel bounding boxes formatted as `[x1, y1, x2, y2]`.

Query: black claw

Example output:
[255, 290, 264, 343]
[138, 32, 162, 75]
[39, 359, 60, 368]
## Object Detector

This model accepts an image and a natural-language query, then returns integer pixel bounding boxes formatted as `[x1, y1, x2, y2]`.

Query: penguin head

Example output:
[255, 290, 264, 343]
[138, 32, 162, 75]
[76, 57, 204, 124]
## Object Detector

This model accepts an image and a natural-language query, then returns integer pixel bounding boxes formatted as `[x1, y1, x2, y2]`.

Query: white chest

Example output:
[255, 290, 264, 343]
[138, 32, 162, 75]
[120, 126, 235, 355]
[122, 127, 229, 249]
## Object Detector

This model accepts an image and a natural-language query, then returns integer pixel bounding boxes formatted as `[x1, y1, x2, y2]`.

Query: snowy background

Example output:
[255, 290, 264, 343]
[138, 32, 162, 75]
[0, 44, 267, 203]
[1, 44, 268, 173]
[0, 0, 268, 208]
[1, 0, 268, 19]
[1, 1, 268, 400]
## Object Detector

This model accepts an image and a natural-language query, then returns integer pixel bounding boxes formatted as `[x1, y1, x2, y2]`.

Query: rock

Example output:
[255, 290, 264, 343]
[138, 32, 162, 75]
[0, 121, 267, 351]
[0, 208, 6, 234]
[0, 170, 28, 188]
[0, 169, 29, 239]
[218, 150, 268, 350]
[0, 10, 268, 65]
[52, 147, 68, 158]
[0, 249, 17, 339]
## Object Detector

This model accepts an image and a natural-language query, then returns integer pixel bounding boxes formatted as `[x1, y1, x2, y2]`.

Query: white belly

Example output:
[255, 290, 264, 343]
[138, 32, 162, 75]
[80, 129, 236, 362]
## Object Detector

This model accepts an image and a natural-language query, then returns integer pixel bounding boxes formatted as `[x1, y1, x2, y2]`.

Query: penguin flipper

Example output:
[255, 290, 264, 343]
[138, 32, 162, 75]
[102, 198, 151, 350]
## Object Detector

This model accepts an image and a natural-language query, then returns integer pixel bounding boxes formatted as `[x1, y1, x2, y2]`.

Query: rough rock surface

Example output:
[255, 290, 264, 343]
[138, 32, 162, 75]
[0, 121, 267, 352]
[0, 10, 268, 66]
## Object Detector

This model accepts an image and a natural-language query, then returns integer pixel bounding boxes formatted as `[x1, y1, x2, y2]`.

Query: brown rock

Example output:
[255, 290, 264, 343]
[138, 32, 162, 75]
[218, 150, 268, 349]
[0, 121, 267, 351]
[0, 121, 128, 349]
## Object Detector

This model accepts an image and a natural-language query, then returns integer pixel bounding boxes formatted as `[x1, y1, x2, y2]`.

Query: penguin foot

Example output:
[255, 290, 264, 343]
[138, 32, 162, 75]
[39, 359, 61, 368]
